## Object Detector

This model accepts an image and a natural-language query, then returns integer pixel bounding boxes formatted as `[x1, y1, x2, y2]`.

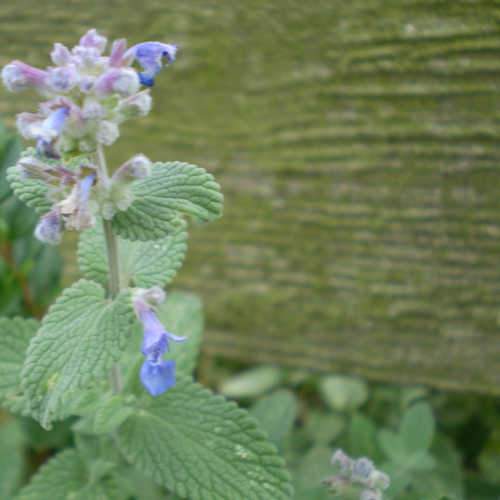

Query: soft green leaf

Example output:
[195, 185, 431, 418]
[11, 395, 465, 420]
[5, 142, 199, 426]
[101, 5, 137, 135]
[0, 420, 25, 498]
[21, 279, 135, 429]
[250, 389, 298, 448]
[17, 448, 122, 500]
[319, 375, 368, 412]
[294, 446, 332, 499]
[219, 365, 283, 399]
[112, 162, 223, 241]
[0, 317, 37, 415]
[378, 429, 406, 461]
[401, 401, 435, 452]
[78, 218, 188, 288]
[348, 414, 379, 460]
[304, 411, 345, 445]
[6, 164, 51, 215]
[119, 377, 293, 500]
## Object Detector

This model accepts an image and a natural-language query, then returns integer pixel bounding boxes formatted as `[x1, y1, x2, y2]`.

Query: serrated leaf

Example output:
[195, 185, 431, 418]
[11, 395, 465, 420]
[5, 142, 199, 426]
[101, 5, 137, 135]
[250, 390, 298, 449]
[0, 317, 37, 415]
[119, 377, 293, 500]
[17, 448, 123, 500]
[6, 165, 51, 215]
[78, 218, 188, 288]
[21, 279, 135, 428]
[401, 402, 435, 452]
[112, 162, 223, 241]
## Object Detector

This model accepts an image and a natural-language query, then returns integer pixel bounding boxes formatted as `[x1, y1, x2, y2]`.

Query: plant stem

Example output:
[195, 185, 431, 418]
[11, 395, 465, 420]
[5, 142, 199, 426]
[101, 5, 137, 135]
[96, 144, 123, 393]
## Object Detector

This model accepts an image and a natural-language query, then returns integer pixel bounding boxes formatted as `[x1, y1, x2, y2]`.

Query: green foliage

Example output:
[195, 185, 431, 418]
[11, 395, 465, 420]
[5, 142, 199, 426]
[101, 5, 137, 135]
[112, 162, 223, 241]
[319, 375, 368, 412]
[0, 137, 62, 317]
[119, 377, 293, 500]
[21, 280, 135, 429]
[78, 218, 188, 288]
[219, 365, 284, 399]
[6, 164, 51, 215]
[0, 420, 25, 498]
[0, 317, 37, 414]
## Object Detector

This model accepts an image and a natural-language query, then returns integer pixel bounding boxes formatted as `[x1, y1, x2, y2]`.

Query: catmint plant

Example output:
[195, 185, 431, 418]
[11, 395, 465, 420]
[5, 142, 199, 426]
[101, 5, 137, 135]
[0, 29, 293, 499]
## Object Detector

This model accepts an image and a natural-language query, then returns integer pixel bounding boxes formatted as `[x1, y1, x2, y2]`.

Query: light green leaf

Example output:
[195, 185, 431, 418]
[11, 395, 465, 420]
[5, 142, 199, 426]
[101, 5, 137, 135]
[219, 365, 283, 399]
[112, 162, 223, 241]
[6, 164, 51, 215]
[378, 429, 406, 461]
[21, 279, 135, 429]
[17, 448, 123, 500]
[0, 420, 25, 498]
[78, 218, 188, 288]
[119, 377, 293, 500]
[401, 401, 435, 452]
[319, 375, 368, 412]
[0, 317, 37, 415]
[348, 414, 379, 460]
[250, 389, 298, 448]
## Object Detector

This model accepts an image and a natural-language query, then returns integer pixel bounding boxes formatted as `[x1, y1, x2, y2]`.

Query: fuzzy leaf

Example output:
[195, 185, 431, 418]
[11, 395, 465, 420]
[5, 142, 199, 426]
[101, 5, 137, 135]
[6, 165, 51, 214]
[21, 279, 135, 429]
[78, 218, 188, 288]
[119, 377, 293, 500]
[112, 162, 223, 241]
[0, 317, 37, 415]
[17, 448, 123, 500]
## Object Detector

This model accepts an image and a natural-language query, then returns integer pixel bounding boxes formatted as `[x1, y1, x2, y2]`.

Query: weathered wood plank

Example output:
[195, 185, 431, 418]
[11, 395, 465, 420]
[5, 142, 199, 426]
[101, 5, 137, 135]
[0, 0, 499, 393]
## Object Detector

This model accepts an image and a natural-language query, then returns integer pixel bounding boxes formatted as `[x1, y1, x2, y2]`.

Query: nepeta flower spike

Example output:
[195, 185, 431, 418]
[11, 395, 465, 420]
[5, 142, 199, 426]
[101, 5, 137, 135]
[126, 42, 177, 87]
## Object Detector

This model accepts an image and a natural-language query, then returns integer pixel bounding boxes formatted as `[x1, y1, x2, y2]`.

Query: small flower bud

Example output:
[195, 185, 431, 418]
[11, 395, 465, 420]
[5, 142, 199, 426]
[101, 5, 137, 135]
[331, 449, 353, 475]
[113, 154, 152, 181]
[2, 60, 48, 93]
[368, 470, 390, 490]
[50, 43, 72, 66]
[94, 68, 140, 97]
[109, 38, 129, 67]
[360, 490, 382, 500]
[81, 98, 104, 120]
[353, 458, 375, 481]
[47, 66, 78, 93]
[79, 29, 107, 53]
[118, 90, 152, 119]
[16, 112, 43, 139]
[35, 209, 63, 245]
[96, 121, 119, 146]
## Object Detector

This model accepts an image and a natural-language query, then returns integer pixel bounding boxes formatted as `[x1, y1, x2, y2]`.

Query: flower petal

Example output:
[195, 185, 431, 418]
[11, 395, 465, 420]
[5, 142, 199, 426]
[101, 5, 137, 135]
[140, 359, 176, 396]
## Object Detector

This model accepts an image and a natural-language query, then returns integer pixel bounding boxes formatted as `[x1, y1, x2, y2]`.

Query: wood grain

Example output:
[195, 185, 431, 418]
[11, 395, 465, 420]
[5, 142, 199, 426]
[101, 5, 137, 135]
[0, 0, 499, 393]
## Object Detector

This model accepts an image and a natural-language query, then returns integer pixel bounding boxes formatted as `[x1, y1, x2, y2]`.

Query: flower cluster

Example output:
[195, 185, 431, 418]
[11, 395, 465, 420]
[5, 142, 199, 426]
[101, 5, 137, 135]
[2, 29, 176, 244]
[323, 450, 390, 500]
[133, 288, 186, 396]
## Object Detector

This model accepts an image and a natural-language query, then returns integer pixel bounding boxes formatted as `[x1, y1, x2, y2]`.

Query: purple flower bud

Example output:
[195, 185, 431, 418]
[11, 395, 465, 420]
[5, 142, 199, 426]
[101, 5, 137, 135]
[51, 43, 72, 66]
[139, 309, 186, 359]
[140, 359, 176, 397]
[109, 39, 131, 67]
[81, 98, 105, 120]
[93, 68, 140, 97]
[2, 60, 48, 93]
[113, 154, 152, 181]
[47, 66, 79, 93]
[16, 112, 43, 139]
[34, 209, 63, 245]
[126, 42, 177, 87]
[79, 29, 107, 53]
[34, 107, 69, 157]
[353, 458, 375, 480]
[117, 90, 152, 119]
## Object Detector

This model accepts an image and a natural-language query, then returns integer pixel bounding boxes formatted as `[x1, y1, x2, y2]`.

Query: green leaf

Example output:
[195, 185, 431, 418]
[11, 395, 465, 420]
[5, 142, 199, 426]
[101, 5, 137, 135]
[112, 162, 223, 241]
[378, 429, 406, 461]
[304, 411, 345, 445]
[0, 420, 25, 498]
[78, 218, 188, 288]
[348, 414, 379, 460]
[21, 279, 135, 429]
[119, 377, 293, 500]
[219, 365, 283, 399]
[0, 317, 37, 415]
[319, 375, 368, 412]
[16, 448, 122, 500]
[6, 164, 51, 215]
[294, 446, 332, 499]
[401, 401, 435, 452]
[250, 390, 298, 448]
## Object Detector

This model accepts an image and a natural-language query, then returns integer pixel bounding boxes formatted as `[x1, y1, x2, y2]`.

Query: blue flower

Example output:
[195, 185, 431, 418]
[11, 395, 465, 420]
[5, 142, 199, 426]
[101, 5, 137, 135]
[127, 42, 177, 87]
[140, 359, 176, 397]
[34, 209, 62, 245]
[137, 307, 186, 396]
[35, 106, 69, 157]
